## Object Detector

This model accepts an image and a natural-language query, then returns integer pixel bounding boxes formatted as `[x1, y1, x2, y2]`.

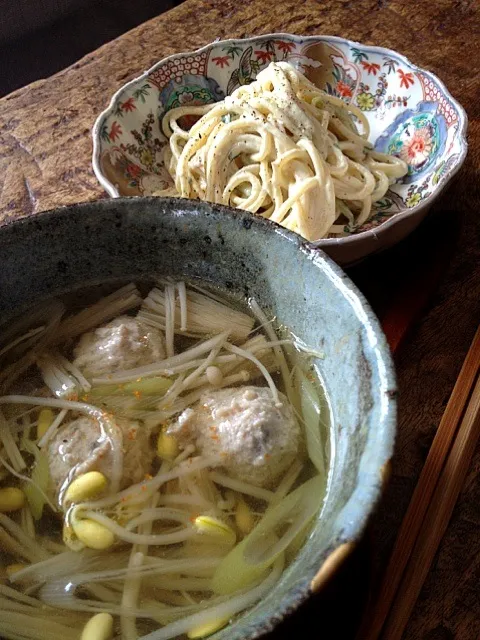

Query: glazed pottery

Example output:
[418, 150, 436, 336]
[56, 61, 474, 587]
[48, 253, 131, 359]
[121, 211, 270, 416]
[0, 196, 396, 638]
[92, 34, 467, 264]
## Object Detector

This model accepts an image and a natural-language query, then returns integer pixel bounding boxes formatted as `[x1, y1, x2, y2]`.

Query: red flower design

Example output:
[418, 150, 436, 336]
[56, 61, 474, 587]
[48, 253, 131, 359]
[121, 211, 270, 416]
[212, 56, 230, 68]
[255, 50, 274, 63]
[121, 97, 136, 112]
[398, 69, 415, 88]
[126, 163, 141, 178]
[360, 61, 381, 75]
[336, 81, 353, 98]
[276, 41, 296, 53]
[109, 121, 122, 142]
[407, 137, 426, 157]
[399, 126, 432, 167]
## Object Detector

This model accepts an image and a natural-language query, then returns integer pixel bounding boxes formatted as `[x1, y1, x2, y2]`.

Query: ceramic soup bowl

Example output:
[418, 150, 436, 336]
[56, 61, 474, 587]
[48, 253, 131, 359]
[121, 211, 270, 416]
[92, 33, 467, 265]
[0, 197, 396, 638]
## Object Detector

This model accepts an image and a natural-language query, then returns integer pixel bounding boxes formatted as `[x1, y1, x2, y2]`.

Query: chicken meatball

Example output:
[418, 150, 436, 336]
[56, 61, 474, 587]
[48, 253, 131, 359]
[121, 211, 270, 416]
[73, 316, 165, 377]
[47, 416, 154, 503]
[168, 386, 301, 488]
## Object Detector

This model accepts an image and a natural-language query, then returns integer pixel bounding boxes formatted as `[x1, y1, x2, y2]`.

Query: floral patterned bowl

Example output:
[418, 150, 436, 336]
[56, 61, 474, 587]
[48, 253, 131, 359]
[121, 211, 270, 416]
[92, 34, 468, 265]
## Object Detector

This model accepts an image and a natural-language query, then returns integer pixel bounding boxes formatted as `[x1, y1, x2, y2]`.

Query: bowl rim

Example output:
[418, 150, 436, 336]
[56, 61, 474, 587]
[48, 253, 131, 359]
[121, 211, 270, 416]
[0, 195, 397, 636]
[92, 33, 468, 249]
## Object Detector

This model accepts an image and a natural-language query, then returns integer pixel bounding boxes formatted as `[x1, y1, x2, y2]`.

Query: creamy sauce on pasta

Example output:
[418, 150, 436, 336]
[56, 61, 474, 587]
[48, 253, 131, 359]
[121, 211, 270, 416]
[156, 61, 408, 240]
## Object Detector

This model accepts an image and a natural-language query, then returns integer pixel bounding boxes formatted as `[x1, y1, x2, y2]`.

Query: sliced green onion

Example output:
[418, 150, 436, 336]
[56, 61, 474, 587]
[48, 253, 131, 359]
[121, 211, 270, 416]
[20, 439, 50, 520]
[88, 377, 173, 399]
[294, 367, 326, 477]
[212, 475, 323, 594]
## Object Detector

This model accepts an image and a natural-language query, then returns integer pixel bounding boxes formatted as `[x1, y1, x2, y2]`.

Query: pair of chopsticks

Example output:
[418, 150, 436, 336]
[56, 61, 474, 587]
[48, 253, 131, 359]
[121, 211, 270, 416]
[364, 324, 480, 640]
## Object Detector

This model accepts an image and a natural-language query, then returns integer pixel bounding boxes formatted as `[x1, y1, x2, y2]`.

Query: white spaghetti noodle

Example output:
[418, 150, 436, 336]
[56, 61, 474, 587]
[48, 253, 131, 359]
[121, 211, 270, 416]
[155, 61, 408, 240]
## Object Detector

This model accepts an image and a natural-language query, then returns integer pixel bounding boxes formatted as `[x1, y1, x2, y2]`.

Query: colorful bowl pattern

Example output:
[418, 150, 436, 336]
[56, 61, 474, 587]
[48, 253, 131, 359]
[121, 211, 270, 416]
[92, 34, 467, 264]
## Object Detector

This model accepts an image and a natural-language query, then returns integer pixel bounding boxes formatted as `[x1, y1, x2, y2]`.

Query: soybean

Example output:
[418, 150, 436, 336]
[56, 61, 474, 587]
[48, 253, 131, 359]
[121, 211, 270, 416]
[63, 523, 85, 552]
[80, 612, 114, 640]
[72, 519, 115, 550]
[64, 471, 107, 503]
[37, 408, 54, 440]
[157, 432, 179, 461]
[187, 616, 230, 638]
[0, 487, 26, 512]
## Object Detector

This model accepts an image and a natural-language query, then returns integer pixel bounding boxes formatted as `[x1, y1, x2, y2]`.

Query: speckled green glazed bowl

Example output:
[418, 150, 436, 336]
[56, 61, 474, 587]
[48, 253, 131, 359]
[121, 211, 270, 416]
[0, 197, 396, 639]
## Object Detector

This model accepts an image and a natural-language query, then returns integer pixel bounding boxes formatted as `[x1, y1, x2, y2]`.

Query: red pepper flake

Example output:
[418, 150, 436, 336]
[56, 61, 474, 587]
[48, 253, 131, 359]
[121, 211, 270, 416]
[133, 391, 142, 400]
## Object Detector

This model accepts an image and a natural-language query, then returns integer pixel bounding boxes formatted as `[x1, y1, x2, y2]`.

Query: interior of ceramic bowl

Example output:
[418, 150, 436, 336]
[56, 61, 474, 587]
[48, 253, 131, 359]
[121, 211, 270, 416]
[0, 197, 396, 638]
[93, 33, 467, 240]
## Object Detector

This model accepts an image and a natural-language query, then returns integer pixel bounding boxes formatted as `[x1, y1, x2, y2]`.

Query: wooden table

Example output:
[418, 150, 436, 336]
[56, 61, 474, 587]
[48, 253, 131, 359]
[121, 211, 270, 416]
[0, 1, 479, 638]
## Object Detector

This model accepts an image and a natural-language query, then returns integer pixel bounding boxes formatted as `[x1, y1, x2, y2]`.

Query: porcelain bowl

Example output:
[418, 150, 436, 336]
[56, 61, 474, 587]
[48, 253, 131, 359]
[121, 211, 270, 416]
[92, 34, 467, 265]
[0, 196, 396, 638]
[92, 34, 467, 264]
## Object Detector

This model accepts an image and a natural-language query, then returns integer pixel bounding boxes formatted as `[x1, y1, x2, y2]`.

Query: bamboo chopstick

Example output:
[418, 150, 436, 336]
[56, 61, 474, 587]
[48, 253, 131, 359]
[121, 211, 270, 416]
[382, 369, 480, 639]
[364, 325, 480, 640]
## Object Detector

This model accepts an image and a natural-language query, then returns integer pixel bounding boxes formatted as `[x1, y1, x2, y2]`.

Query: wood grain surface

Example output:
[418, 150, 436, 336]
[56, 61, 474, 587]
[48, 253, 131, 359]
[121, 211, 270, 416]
[0, 1, 479, 638]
